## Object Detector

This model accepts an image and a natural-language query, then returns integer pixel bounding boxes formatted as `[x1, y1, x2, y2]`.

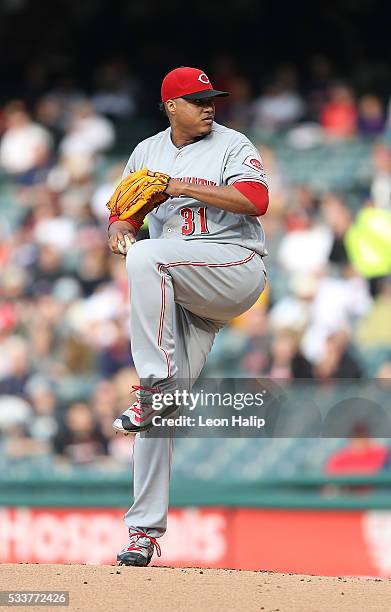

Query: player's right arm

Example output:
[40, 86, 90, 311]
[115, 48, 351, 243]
[166, 132, 269, 216]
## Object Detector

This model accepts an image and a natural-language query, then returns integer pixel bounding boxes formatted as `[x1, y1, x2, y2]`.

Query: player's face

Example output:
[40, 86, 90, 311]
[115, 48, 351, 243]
[173, 97, 216, 136]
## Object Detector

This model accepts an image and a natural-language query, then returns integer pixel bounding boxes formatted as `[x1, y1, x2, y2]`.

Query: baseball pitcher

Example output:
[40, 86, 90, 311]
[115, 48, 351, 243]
[107, 67, 269, 566]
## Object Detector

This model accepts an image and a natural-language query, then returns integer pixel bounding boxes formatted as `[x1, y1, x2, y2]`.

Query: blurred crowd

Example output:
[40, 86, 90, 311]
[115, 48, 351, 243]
[213, 58, 389, 141]
[0, 56, 391, 475]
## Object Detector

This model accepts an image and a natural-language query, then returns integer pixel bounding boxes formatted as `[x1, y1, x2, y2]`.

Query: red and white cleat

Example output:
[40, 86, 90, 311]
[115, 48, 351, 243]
[112, 385, 178, 434]
[117, 530, 161, 566]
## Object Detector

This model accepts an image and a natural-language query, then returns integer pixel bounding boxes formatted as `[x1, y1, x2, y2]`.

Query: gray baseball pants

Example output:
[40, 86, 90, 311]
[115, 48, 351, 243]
[123, 238, 266, 537]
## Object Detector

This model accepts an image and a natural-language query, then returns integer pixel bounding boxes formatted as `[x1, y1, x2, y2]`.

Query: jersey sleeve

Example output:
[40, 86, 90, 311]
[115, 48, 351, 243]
[233, 181, 269, 215]
[222, 135, 268, 189]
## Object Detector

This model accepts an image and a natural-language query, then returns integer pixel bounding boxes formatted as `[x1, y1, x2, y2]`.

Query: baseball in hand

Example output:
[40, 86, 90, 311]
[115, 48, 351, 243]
[117, 234, 135, 255]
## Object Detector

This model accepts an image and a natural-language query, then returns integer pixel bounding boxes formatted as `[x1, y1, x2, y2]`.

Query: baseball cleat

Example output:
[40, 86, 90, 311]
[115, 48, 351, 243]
[113, 403, 156, 434]
[112, 385, 178, 434]
[117, 530, 161, 567]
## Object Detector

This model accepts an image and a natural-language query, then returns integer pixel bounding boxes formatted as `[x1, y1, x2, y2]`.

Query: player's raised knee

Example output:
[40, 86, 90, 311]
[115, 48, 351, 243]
[125, 240, 157, 277]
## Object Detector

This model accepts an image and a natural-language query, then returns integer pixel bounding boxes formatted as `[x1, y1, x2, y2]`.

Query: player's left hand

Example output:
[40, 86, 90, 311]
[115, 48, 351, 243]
[165, 178, 184, 198]
[107, 168, 170, 222]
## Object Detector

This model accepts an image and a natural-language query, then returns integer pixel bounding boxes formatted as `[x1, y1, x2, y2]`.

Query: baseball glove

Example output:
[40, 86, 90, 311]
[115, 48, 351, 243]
[107, 167, 171, 223]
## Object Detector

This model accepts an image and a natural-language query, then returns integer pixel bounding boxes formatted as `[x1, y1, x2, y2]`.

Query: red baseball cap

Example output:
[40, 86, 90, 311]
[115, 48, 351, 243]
[161, 67, 229, 103]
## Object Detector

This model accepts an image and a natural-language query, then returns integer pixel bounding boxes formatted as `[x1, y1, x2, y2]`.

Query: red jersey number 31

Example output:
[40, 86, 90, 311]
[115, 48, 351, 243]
[180, 207, 209, 235]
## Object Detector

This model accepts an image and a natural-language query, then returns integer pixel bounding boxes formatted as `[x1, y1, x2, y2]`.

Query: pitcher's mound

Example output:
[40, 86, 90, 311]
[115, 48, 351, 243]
[1, 564, 389, 612]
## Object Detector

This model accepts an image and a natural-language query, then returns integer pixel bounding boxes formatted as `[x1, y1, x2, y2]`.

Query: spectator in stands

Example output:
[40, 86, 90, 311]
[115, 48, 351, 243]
[91, 59, 138, 120]
[26, 375, 59, 446]
[284, 185, 319, 231]
[325, 423, 388, 475]
[210, 53, 240, 121]
[0, 101, 52, 182]
[75, 240, 111, 297]
[32, 245, 66, 290]
[370, 142, 391, 211]
[356, 276, 391, 348]
[268, 273, 316, 335]
[299, 267, 371, 365]
[0, 336, 31, 396]
[357, 94, 386, 137]
[92, 380, 117, 423]
[266, 329, 312, 379]
[314, 329, 362, 380]
[219, 75, 253, 132]
[257, 146, 289, 217]
[35, 95, 65, 147]
[252, 66, 305, 133]
[277, 203, 333, 274]
[53, 402, 108, 465]
[305, 55, 335, 122]
[0, 394, 50, 462]
[342, 205, 391, 296]
[320, 193, 352, 265]
[0, 395, 33, 434]
[320, 84, 357, 139]
[2, 423, 47, 462]
[90, 379, 135, 465]
[59, 101, 115, 160]
[28, 322, 58, 377]
[59, 334, 95, 379]
[96, 319, 131, 377]
[33, 75, 85, 134]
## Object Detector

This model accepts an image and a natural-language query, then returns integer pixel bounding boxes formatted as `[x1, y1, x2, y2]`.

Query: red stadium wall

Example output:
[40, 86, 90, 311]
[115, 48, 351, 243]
[1, 507, 390, 577]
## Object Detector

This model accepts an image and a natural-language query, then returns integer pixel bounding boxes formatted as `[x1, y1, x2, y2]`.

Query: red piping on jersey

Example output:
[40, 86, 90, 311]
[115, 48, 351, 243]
[157, 250, 256, 274]
[156, 250, 257, 379]
[232, 181, 269, 216]
[108, 214, 143, 233]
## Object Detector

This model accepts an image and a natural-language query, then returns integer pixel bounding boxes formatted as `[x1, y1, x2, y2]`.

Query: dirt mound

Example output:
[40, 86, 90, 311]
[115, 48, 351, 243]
[0, 564, 390, 611]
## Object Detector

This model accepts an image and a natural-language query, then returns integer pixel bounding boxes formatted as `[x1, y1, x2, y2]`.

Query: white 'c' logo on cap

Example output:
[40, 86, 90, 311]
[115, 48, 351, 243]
[198, 73, 210, 84]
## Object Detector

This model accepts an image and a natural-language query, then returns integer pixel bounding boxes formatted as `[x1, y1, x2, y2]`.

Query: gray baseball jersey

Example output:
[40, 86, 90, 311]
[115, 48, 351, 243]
[122, 122, 268, 256]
